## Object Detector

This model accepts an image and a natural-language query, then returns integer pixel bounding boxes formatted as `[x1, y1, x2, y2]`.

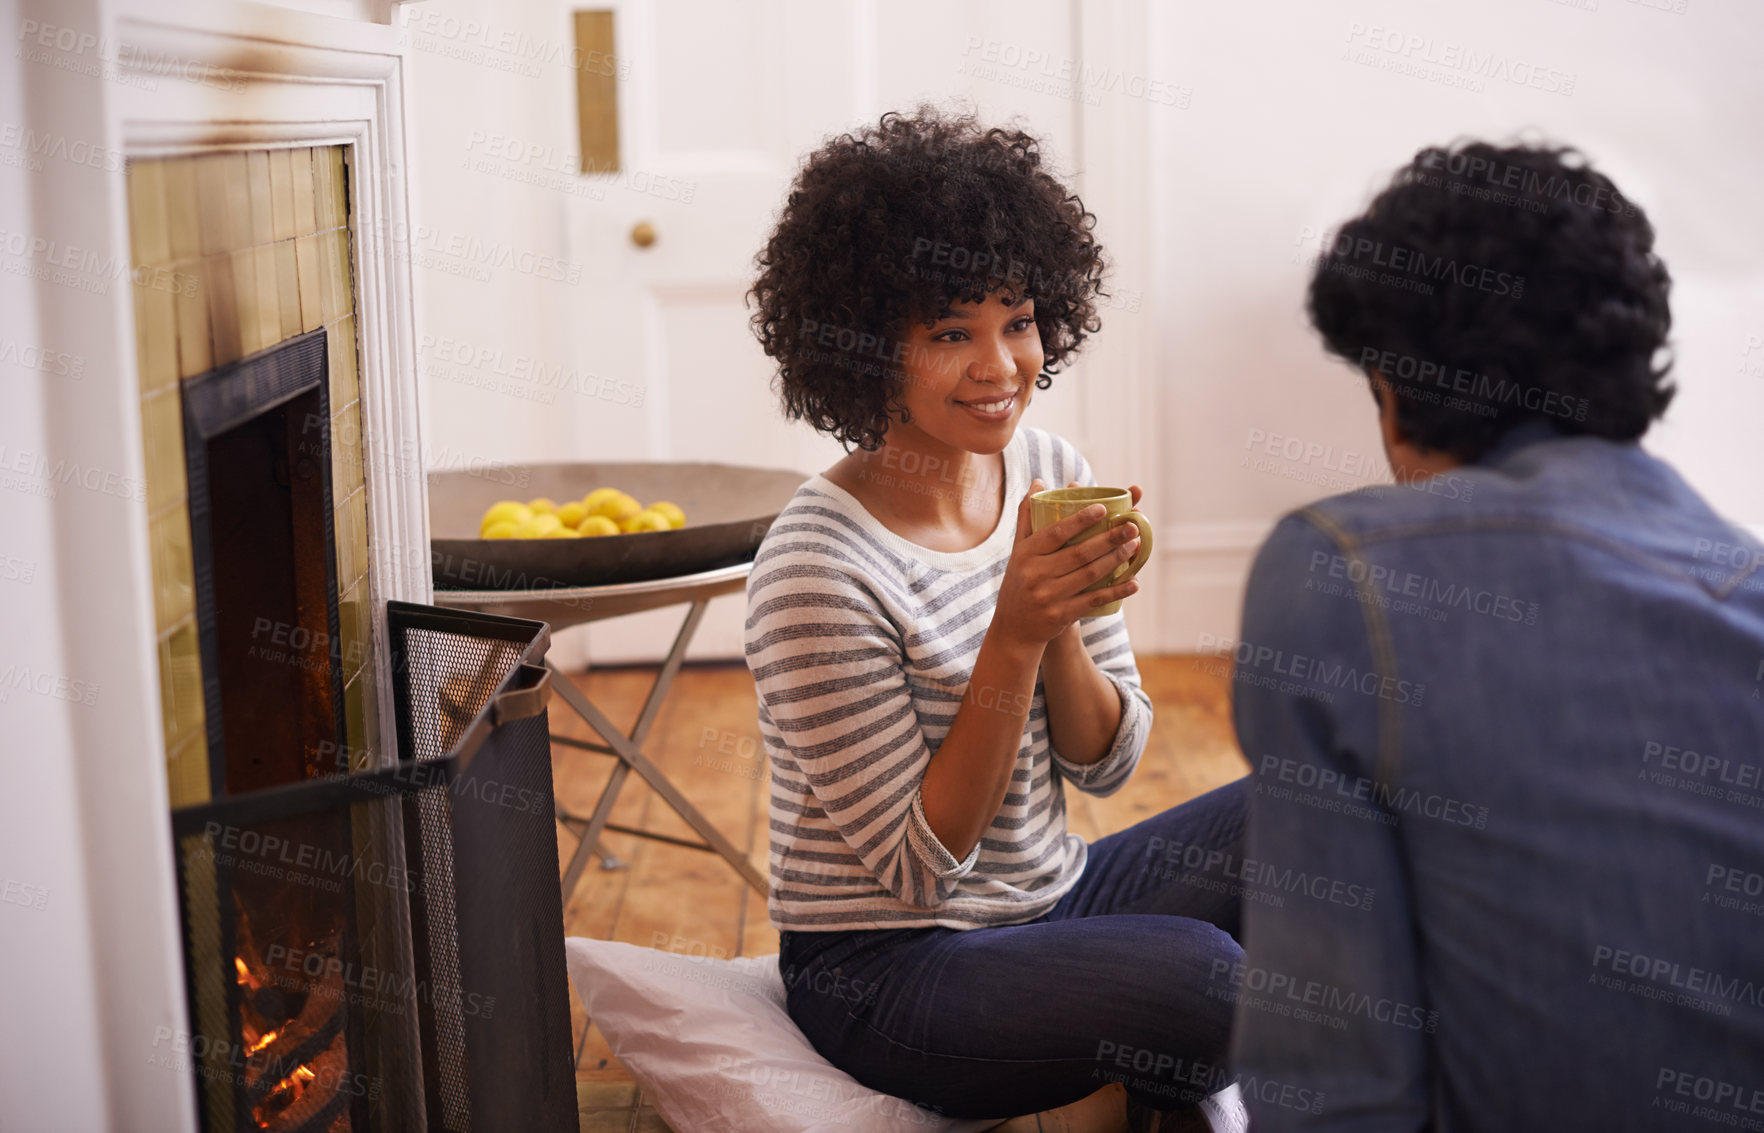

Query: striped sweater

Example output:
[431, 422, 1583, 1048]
[744, 427, 1153, 931]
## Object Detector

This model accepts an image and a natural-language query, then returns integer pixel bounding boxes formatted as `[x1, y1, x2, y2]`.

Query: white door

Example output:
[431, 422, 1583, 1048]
[562, 0, 1124, 663]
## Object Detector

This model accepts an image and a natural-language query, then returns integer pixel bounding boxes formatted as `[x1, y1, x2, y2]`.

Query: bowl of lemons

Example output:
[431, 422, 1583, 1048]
[429, 462, 808, 590]
[478, 490, 688, 541]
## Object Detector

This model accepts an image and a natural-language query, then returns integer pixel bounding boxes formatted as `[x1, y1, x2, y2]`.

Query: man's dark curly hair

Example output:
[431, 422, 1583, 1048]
[1308, 140, 1675, 462]
[749, 106, 1107, 451]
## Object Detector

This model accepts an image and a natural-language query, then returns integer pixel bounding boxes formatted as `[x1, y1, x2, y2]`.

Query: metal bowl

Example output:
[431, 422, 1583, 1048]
[428, 462, 810, 590]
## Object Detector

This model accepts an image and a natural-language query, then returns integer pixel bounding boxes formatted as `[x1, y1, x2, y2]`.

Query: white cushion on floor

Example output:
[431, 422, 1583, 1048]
[564, 937, 1001, 1133]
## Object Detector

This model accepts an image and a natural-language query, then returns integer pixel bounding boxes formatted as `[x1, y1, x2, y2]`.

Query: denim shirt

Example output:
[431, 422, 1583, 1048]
[1229, 421, 1764, 1131]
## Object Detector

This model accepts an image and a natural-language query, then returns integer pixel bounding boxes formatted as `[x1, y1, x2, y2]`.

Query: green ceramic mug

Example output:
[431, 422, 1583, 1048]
[1028, 486, 1154, 617]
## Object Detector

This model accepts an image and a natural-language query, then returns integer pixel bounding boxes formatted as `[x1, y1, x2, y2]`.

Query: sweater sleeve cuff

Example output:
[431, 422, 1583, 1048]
[907, 787, 981, 881]
[1049, 670, 1147, 788]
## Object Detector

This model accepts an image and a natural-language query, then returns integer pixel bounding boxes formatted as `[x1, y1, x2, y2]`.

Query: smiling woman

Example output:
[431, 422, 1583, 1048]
[742, 107, 1249, 1132]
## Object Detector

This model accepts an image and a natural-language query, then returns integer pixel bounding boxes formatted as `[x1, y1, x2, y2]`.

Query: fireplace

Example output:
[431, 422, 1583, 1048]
[164, 331, 575, 1131]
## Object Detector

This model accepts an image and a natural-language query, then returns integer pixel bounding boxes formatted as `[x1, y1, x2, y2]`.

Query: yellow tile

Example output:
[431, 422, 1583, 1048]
[246, 150, 274, 246]
[128, 159, 172, 269]
[269, 148, 295, 242]
[274, 240, 301, 342]
[218, 152, 253, 252]
[312, 146, 335, 230]
[295, 233, 324, 333]
[150, 506, 195, 634]
[166, 619, 207, 754]
[253, 243, 280, 350]
[328, 314, 359, 411]
[330, 227, 354, 321]
[331, 400, 363, 503]
[132, 281, 149, 390]
[163, 158, 203, 262]
[320, 226, 342, 323]
[167, 733, 212, 808]
[175, 261, 213, 379]
[290, 147, 317, 236]
[136, 273, 178, 394]
[140, 388, 188, 517]
[204, 253, 241, 366]
[157, 633, 176, 753]
[339, 487, 368, 589]
[345, 667, 380, 763]
[193, 153, 235, 256]
[231, 249, 262, 355]
[338, 579, 371, 686]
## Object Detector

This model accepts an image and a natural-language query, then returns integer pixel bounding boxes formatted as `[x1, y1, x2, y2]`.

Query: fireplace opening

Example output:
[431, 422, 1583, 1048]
[206, 382, 342, 793]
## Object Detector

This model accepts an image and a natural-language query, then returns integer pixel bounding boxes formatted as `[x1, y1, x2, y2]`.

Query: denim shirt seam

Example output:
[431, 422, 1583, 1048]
[1294, 507, 1407, 792]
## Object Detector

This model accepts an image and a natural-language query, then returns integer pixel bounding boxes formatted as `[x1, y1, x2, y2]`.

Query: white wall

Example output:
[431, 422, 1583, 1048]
[404, 0, 1764, 661]
[1147, 0, 1764, 648]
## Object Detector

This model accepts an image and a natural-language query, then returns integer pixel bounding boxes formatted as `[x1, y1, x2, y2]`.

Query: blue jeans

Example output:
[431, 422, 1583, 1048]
[778, 778, 1248, 1120]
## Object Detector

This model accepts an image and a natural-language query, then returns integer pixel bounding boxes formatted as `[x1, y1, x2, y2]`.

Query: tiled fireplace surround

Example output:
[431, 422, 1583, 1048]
[128, 145, 379, 811]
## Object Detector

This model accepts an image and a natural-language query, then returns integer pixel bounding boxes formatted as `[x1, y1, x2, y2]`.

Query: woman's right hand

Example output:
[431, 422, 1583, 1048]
[991, 478, 1143, 652]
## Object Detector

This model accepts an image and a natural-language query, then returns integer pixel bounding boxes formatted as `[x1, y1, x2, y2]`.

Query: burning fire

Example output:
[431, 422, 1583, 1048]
[236, 948, 331, 1129]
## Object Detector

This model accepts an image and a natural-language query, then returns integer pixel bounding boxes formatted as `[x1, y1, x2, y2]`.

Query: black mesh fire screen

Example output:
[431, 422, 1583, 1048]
[170, 600, 576, 1133]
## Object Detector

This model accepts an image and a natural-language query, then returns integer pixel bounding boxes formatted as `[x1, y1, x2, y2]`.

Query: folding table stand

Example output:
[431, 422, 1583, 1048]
[432, 562, 768, 903]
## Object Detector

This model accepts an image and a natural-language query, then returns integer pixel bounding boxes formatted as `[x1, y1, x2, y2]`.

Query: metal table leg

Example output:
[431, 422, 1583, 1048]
[551, 600, 768, 901]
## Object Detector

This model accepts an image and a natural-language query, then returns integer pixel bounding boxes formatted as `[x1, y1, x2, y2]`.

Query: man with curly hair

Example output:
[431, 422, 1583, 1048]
[746, 107, 1248, 1131]
[1230, 142, 1764, 1129]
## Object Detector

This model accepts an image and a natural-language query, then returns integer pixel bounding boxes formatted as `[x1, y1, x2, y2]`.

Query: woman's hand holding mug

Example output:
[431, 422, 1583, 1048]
[993, 478, 1154, 651]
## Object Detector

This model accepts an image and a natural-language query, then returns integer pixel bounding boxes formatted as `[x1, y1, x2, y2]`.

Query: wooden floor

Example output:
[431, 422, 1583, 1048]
[555, 655, 1247, 1132]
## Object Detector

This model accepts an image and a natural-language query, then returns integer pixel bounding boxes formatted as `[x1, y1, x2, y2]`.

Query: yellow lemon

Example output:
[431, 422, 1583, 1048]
[622, 509, 672, 533]
[582, 487, 622, 511]
[480, 501, 531, 532]
[590, 495, 642, 525]
[481, 520, 521, 540]
[577, 515, 620, 537]
[514, 514, 562, 538]
[541, 525, 581, 538]
[647, 501, 686, 529]
[555, 501, 588, 528]
[527, 497, 558, 515]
